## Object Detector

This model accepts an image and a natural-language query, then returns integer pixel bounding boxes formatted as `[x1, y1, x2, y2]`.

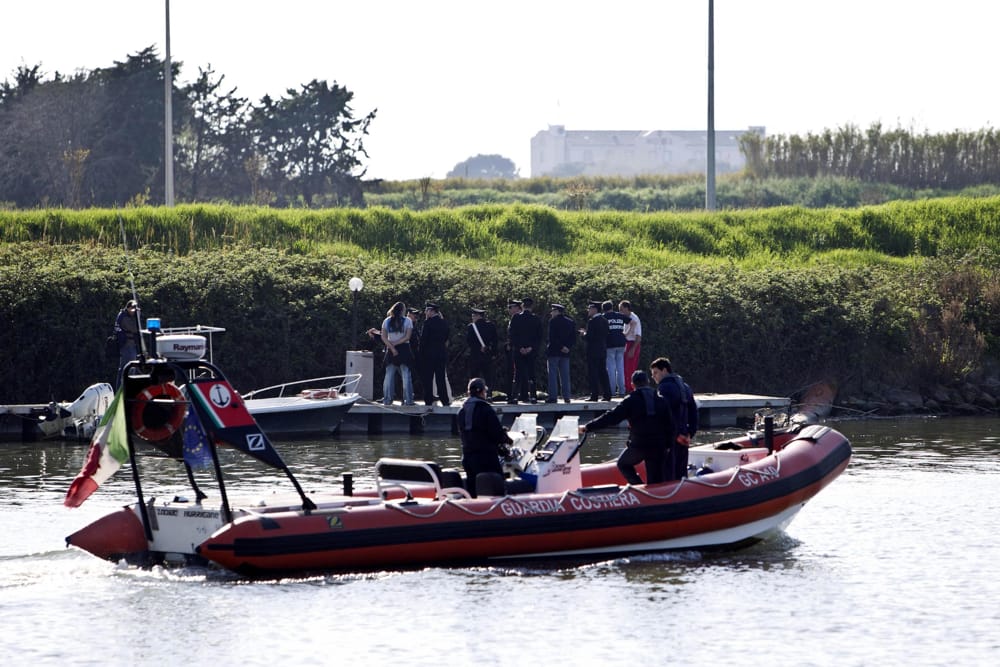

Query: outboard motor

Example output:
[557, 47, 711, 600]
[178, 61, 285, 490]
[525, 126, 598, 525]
[37, 382, 114, 439]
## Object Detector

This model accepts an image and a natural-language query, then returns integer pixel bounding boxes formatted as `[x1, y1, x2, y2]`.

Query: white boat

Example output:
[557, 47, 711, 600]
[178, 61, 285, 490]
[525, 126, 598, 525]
[0, 382, 115, 441]
[243, 375, 362, 438]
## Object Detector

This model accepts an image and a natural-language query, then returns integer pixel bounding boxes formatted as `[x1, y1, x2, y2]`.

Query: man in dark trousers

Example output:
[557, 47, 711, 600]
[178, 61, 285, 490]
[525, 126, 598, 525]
[466, 307, 498, 400]
[421, 302, 451, 406]
[545, 303, 575, 403]
[503, 299, 522, 403]
[406, 307, 423, 398]
[650, 357, 699, 481]
[508, 297, 542, 403]
[458, 378, 513, 496]
[579, 371, 673, 485]
[580, 301, 611, 402]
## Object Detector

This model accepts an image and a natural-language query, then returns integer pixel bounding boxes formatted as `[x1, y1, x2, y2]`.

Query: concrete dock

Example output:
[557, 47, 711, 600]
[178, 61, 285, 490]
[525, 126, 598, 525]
[338, 392, 790, 435]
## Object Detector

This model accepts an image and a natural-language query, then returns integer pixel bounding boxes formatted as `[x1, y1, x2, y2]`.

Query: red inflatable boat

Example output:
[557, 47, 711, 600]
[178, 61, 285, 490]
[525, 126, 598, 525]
[65, 333, 851, 576]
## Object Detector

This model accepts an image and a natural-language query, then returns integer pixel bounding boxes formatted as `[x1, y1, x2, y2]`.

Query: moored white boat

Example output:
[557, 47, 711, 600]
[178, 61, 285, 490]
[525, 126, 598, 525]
[243, 375, 361, 438]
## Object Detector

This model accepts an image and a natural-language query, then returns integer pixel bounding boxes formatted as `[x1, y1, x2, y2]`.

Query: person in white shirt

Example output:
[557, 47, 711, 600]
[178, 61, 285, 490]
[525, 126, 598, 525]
[620, 300, 643, 392]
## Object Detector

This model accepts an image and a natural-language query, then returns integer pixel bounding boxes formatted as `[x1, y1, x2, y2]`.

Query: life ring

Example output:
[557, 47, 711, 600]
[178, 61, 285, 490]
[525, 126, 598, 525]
[131, 382, 185, 442]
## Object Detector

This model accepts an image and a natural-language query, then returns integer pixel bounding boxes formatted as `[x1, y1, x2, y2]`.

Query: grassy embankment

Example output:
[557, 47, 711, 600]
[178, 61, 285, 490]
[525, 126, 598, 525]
[1, 198, 998, 404]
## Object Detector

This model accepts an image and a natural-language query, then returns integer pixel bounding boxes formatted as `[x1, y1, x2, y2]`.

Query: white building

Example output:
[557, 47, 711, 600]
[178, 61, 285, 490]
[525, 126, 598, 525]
[530, 125, 765, 178]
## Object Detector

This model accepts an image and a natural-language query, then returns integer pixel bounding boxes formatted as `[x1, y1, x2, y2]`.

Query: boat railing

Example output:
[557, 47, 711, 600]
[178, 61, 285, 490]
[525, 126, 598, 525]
[243, 373, 363, 400]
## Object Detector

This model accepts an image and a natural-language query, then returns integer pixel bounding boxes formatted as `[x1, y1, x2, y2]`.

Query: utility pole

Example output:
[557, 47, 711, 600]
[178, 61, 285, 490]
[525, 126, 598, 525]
[706, 0, 717, 211]
[164, 0, 175, 207]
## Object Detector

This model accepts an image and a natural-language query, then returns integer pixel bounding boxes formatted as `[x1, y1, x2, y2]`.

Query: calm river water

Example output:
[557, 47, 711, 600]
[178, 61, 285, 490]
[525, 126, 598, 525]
[2, 416, 999, 666]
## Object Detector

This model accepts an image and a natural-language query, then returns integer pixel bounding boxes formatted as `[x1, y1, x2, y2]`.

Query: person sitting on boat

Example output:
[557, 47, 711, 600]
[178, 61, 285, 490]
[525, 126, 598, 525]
[458, 378, 513, 497]
[579, 370, 674, 486]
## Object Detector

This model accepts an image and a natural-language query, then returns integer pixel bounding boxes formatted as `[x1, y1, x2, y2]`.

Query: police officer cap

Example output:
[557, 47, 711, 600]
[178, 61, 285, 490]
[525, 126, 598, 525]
[470, 307, 486, 315]
[521, 297, 534, 308]
[424, 302, 440, 311]
[507, 299, 523, 307]
[550, 303, 565, 312]
[406, 307, 421, 315]
[587, 300, 602, 309]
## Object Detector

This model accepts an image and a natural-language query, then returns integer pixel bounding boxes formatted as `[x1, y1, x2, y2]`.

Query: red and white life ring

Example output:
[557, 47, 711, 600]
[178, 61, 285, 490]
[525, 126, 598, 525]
[130, 382, 185, 442]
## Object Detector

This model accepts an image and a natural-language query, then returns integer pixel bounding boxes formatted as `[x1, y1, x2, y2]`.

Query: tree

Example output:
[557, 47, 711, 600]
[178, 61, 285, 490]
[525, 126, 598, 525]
[447, 154, 518, 179]
[176, 66, 251, 202]
[250, 79, 375, 206]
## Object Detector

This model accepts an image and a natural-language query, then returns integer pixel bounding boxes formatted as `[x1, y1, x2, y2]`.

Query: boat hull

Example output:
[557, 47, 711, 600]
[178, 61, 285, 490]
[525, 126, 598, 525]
[245, 394, 359, 438]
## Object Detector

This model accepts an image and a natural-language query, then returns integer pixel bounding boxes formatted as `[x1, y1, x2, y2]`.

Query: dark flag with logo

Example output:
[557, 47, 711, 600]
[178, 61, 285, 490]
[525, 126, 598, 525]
[186, 379, 287, 470]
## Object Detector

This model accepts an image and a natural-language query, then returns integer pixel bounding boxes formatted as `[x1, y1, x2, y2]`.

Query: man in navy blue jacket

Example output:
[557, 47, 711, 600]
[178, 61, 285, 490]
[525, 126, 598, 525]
[650, 357, 698, 480]
[580, 371, 673, 485]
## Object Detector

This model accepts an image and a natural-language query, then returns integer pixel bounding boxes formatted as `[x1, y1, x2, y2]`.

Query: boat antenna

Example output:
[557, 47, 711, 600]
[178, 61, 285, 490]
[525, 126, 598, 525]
[117, 211, 147, 359]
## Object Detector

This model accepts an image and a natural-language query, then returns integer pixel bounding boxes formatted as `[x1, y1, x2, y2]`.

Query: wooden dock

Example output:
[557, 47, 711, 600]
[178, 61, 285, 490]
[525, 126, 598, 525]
[338, 392, 790, 435]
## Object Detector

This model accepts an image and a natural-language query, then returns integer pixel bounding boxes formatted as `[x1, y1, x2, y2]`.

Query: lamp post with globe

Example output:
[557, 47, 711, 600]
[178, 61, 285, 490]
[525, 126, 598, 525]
[349, 277, 364, 348]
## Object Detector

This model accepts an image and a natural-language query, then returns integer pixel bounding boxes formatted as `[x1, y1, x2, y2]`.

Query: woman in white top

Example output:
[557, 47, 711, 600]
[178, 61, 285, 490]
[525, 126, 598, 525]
[381, 301, 415, 405]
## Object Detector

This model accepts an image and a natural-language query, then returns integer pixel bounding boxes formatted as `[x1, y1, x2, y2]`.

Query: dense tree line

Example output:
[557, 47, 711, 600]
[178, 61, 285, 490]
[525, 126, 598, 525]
[739, 123, 1000, 189]
[0, 48, 375, 208]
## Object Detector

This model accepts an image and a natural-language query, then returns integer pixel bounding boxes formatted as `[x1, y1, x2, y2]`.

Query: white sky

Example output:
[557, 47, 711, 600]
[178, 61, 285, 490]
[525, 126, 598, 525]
[3, 1, 998, 181]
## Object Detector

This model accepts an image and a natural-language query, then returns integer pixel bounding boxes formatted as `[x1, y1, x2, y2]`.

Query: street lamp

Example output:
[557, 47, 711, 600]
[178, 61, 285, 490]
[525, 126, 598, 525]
[349, 277, 364, 348]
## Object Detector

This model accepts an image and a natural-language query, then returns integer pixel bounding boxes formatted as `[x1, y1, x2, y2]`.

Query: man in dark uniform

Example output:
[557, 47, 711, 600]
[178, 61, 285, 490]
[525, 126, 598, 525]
[579, 371, 673, 485]
[503, 300, 522, 404]
[466, 307, 498, 400]
[406, 307, 424, 399]
[650, 357, 699, 481]
[421, 303, 451, 406]
[508, 296, 543, 404]
[580, 301, 612, 401]
[458, 378, 514, 497]
[545, 303, 575, 403]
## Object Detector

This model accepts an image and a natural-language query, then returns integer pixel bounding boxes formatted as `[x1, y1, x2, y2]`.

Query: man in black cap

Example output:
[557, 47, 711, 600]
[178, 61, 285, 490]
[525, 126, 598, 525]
[508, 297, 542, 404]
[421, 303, 451, 406]
[545, 303, 575, 403]
[458, 378, 513, 497]
[579, 370, 673, 486]
[579, 301, 611, 402]
[466, 307, 498, 399]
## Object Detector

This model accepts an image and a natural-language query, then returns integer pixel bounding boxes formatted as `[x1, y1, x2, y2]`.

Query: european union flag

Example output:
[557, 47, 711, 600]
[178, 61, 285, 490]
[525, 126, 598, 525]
[182, 402, 213, 469]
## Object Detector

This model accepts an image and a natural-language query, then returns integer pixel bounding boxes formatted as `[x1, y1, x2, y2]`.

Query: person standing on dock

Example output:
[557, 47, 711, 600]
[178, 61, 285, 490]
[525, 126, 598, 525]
[466, 308, 498, 400]
[458, 378, 513, 497]
[503, 299, 522, 403]
[421, 303, 451, 406]
[545, 303, 575, 403]
[650, 357, 699, 481]
[620, 300, 642, 392]
[406, 307, 424, 399]
[508, 297, 542, 404]
[580, 301, 611, 402]
[603, 300, 627, 397]
[380, 302, 415, 406]
[579, 371, 673, 486]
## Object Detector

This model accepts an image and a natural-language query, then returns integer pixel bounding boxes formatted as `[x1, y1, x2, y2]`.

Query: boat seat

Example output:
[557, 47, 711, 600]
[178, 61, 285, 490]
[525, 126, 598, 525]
[376, 458, 468, 498]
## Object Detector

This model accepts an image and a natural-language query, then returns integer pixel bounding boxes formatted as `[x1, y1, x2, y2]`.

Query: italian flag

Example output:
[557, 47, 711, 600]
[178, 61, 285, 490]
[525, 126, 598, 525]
[64, 388, 129, 508]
